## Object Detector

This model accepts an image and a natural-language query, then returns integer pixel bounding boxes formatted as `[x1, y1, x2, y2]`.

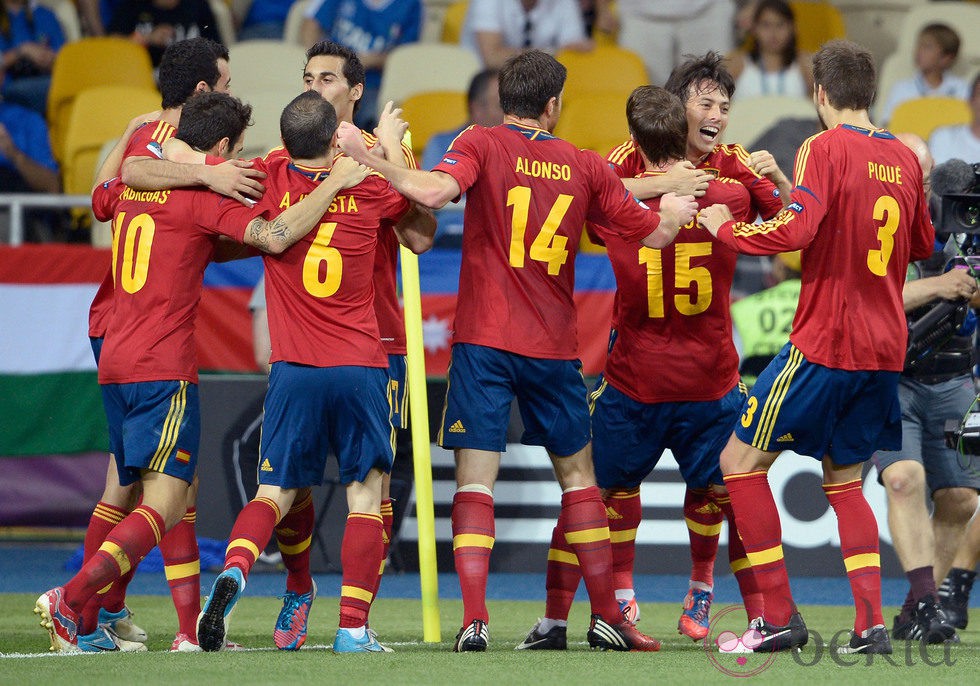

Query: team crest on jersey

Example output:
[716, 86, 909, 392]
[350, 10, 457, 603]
[788, 202, 804, 213]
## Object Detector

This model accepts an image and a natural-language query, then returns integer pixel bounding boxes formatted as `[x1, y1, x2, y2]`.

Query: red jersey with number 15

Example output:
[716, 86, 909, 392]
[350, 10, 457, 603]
[599, 173, 754, 403]
[432, 124, 664, 359]
[714, 125, 935, 371]
[251, 155, 410, 368]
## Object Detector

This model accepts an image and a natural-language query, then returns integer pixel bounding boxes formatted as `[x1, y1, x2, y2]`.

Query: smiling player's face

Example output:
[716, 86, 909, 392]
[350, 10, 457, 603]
[685, 80, 730, 160]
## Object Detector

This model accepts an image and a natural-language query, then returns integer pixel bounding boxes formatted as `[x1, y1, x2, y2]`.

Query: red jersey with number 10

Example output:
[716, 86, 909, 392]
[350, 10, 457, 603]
[600, 173, 754, 403]
[432, 124, 664, 359]
[714, 125, 935, 371]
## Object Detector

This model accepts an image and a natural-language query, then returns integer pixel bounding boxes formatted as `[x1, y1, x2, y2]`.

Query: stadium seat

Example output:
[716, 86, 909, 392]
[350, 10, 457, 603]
[60, 85, 163, 198]
[440, 0, 468, 43]
[832, 0, 927, 68]
[874, 1, 980, 120]
[723, 95, 817, 148]
[229, 40, 309, 95]
[378, 43, 481, 108]
[553, 92, 630, 155]
[399, 90, 469, 157]
[47, 37, 155, 161]
[284, 0, 312, 45]
[206, 0, 237, 46]
[556, 45, 648, 101]
[788, 1, 845, 53]
[237, 87, 296, 160]
[37, 0, 82, 43]
[888, 96, 971, 140]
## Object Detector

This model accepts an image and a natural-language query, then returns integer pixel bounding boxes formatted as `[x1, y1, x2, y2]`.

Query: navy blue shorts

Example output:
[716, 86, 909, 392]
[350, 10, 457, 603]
[735, 343, 902, 464]
[388, 354, 408, 430]
[439, 343, 591, 456]
[591, 379, 746, 489]
[90, 336, 103, 365]
[101, 380, 200, 487]
[259, 362, 394, 488]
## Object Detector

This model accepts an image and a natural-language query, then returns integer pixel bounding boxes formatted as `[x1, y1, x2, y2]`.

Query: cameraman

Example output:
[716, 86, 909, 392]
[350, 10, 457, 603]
[873, 134, 980, 644]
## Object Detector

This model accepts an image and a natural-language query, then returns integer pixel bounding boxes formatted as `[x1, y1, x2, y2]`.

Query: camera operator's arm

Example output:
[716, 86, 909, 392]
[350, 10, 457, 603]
[903, 269, 978, 311]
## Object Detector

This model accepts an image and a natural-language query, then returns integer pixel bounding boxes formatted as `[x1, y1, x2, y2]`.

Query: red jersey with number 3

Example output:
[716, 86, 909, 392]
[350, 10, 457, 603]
[606, 140, 784, 220]
[88, 120, 177, 339]
[91, 179, 261, 384]
[599, 173, 754, 402]
[252, 155, 410, 368]
[714, 125, 935, 371]
[265, 131, 417, 355]
[432, 124, 664, 359]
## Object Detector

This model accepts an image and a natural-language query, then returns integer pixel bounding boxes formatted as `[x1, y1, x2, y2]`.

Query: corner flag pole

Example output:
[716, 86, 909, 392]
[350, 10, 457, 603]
[400, 245, 441, 642]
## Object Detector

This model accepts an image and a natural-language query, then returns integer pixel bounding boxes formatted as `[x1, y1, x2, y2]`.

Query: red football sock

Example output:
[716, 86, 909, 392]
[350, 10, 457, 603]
[605, 488, 641, 592]
[159, 507, 200, 637]
[544, 521, 579, 621]
[560, 486, 621, 624]
[64, 505, 165, 614]
[79, 501, 128, 631]
[451, 490, 495, 625]
[723, 471, 795, 625]
[225, 497, 281, 579]
[823, 479, 884, 633]
[714, 492, 764, 621]
[274, 491, 314, 595]
[684, 488, 722, 589]
[339, 512, 384, 628]
[366, 498, 395, 617]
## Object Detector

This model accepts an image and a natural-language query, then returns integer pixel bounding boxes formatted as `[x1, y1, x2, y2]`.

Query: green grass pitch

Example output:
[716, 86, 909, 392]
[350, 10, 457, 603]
[1, 593, 978, 685]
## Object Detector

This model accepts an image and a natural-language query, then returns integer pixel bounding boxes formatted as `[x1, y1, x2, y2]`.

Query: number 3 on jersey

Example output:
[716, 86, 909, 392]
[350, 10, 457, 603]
[507, 186, 571, 275]
[302, 222, 342, 297]
[867, 195, 900, 277]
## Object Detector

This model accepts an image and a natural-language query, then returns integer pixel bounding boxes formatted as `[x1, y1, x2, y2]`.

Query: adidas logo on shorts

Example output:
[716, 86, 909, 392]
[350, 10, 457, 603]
[260, 458, 273, 472]
[448, 420, 466, 433]
[776, 432, 794, 442]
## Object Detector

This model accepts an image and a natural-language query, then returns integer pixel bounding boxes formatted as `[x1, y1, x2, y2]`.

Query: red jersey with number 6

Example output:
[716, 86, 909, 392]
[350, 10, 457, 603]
[713, 125, 935, 371]
[599, 173, 754, 403]
[432, 123, 665, 359]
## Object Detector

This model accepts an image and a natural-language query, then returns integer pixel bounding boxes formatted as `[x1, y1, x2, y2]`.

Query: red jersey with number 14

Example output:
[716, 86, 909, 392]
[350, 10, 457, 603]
[432, 123, 664, 359]
[252, 155, 410, 368]
[600, 173, 753, 403]
[714, 125, 935, 371]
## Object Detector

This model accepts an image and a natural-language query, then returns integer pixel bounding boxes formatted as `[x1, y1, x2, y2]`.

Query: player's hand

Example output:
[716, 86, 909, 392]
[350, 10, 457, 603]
[749, 150, 789, 185]
[664, 161, 712, 197]
[203, 159, 266, 205]
[374, 101, 409, 155]
[936, 268, 979, 301]
[337, 121, 371, 163]
[697, 203, 734, 237]
[659, 192, 699, 228]
[329, 155, 371, 189]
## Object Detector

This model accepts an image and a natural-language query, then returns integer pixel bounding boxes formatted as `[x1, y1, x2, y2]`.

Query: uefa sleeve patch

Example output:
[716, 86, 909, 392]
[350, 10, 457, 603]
[147, 141, 164, 159]
[441, 157, 457, 165]
[788, 202, 804, 213]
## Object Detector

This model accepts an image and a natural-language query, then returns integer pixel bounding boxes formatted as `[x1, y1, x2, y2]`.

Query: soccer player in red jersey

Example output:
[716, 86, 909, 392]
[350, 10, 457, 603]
[697, 40, 936, 655]
[195, 91, 434, 654]
[35, 91, 368, 654]
[338, 49, 698, 652]
[520, 86, 762, 650]
[589, 53, 792, 638]
[79, 37, 268, 653]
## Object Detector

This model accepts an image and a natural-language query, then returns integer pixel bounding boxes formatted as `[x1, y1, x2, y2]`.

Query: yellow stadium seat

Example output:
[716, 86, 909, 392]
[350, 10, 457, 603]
[724, 95, 818, 147]
[61, 85, 163, 196]
[206, 0, 237, 46]
[378, 43, 481, 108]
[556, 45, 648, 100]
[283, 0, 312, 45]
[37, 0, 82, 42]
[229, 40, 309, 96]
[553, 92, 630, 155]
[888, 96, 971, 140]
[48, 37, 155, 161]
[788, 1, 846, 53]
[399, 90, 469, 157]
[441, 0, 468, 44]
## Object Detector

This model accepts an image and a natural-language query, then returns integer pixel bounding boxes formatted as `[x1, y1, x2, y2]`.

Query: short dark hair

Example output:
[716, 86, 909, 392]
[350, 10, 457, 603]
[158, 37, 229, 109]
[305, 40, 365, 115]
[920, 23, 960, 58]
[468, 68, 499, 106]
[499, 50, 566, 119]
[812, 40, 876, 111]
[175, 92, 252, 152]
[664, 52, 736, 104]
[627, 86, 687, 166]
[280, 91, 338, 159]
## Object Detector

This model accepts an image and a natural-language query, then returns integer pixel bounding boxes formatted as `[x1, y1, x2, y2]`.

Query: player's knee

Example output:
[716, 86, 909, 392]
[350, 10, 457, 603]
[933, 487, 979, 523]
[882, 462, 925, 500]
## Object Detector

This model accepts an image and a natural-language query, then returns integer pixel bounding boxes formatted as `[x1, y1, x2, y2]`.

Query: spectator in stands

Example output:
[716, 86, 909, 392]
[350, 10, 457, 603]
[594, 0, 734, 86]
[300, 0, 423, 130]
[929, 73, 980, 165]
[879, 23, 970, 126]
[421, 69, 502, 170]
[0, 0, 65, 115]
[461, 0, 593, 70]
[236, 0, 294, 41]
[108, 0, 222, 67]
[725, 0, 812, 100]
